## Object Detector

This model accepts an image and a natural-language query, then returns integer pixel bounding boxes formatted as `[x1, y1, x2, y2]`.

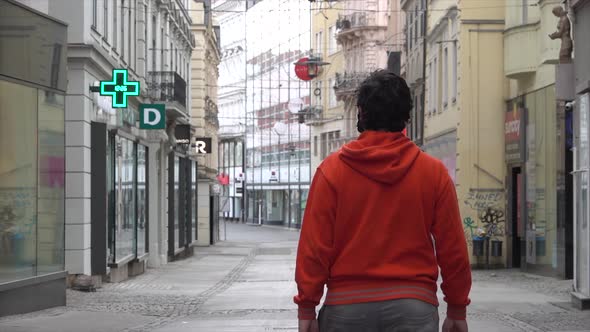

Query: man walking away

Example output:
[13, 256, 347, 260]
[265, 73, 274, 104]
[294, 70, 471, 332]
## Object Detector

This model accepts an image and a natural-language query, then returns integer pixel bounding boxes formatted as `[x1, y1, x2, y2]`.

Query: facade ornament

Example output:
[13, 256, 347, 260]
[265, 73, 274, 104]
[549, 6, 573, 63]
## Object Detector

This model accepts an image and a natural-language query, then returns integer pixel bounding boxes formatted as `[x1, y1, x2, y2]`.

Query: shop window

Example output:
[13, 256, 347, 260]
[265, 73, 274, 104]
[192, 161, 197, 243]
[114, 136, 137, 262]
[0, 81, 39, 282]
[137, 144, 148, 257]
[174, 157, 180, 249]
[37, 90, 66, 273]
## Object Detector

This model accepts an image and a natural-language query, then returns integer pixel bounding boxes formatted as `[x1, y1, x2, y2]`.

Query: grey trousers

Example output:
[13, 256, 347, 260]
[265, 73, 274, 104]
[318, 299, 439, 332]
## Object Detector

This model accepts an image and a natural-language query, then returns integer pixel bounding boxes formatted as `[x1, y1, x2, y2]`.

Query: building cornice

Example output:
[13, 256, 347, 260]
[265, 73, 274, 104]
[427, 6, 458, 41]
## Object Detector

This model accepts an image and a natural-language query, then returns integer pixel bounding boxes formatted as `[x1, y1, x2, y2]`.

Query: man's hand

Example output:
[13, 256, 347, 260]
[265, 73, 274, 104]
[298, 319, 319, 332]
[442, 318, 468, 332]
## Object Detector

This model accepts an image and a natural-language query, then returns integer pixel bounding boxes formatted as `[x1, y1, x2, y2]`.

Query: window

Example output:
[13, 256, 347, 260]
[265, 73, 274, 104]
[314, 136, 318, 157]
[320, 133, 327, 159]
[92, 0, 97, 28]
[137, 145, 148, 256]
[428, 63, 433, 113]
[130, 0, 134, 67]
[443, 48, 448, 107]
[113, 0, 117, 50]
[452, 42, 457, 102]
[114, 136, 137, 261]
[329, 25, 337, 55]
[104, 0, 109, 39]
[328, 131, 341, 154]
[433, 57, 438, 112]
[329, 78, 337, 108]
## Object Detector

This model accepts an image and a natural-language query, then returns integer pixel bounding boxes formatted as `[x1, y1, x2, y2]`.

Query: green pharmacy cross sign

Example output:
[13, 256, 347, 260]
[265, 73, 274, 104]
[99, 69, 140, 108]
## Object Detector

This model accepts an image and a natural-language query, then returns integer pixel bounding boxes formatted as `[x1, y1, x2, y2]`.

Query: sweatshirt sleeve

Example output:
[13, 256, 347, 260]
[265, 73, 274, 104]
[294, 168, 336, 320]
[431, 176, 472, 320]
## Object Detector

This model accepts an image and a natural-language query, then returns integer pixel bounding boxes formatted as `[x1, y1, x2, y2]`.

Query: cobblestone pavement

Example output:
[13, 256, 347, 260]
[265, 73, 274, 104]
[0, 222, 589, 331]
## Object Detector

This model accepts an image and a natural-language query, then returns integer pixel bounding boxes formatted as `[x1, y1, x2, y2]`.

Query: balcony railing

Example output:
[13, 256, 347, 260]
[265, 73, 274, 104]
[337, 12, 368, 30]
[334, 72, 371, 95]
[147, 71, 187, 108]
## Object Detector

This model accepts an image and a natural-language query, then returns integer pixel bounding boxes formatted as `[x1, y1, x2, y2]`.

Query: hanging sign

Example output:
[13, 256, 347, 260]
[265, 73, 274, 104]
[175, 124, 191, 145]
[99, 69, 140, 108]
[195, 137, 212, 154]
[139, 104, 166, 129]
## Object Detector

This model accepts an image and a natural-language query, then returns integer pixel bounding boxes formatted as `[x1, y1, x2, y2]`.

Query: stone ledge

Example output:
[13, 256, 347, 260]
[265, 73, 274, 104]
[571, 291, 590, 310]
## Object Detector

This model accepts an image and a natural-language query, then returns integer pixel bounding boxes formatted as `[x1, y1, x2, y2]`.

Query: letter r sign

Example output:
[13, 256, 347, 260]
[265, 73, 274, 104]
[139, 104, 166, 129]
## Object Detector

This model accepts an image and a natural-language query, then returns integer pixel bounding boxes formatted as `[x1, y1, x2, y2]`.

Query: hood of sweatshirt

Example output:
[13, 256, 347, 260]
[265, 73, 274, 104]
[339, 130, 421, 185]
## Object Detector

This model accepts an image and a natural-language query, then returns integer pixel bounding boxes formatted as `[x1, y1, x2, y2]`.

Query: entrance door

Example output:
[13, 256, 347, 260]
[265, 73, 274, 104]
[511, 167, 522, 268]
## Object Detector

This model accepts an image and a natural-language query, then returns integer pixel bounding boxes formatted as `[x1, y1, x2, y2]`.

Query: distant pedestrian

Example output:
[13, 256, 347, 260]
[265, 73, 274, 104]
[294, 70, 471, 332]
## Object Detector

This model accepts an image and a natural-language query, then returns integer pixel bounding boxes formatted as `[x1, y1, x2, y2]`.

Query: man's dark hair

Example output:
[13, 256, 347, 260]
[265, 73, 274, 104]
[356, 70, 413, 133]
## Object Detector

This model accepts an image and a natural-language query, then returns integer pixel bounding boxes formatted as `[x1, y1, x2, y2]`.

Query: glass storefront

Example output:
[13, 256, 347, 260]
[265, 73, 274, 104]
[106, 133, 148, 263]
[191, 160, 197, 243]
[523, 86, 558, 271]
[137, 145, 147, 257]
[0, 80, 65, 282]
[168, 153, 196, 256]
[574, 93, 590, 294]
[174, 157, 180, 250]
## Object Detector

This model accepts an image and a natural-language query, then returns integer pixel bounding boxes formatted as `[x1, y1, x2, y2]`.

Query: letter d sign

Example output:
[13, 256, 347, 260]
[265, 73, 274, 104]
[139, 104, 166, 129]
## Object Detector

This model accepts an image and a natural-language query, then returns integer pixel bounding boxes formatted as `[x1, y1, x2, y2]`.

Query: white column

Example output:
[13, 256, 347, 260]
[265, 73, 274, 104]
[64, 68, 93, 275]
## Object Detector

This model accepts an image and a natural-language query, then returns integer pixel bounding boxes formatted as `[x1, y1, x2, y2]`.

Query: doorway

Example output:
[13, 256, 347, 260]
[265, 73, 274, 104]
[511, 167, 522, 268]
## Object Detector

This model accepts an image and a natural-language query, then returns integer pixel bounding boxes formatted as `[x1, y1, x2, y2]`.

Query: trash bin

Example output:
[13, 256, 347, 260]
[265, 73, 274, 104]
[472, 237, 485, 256]
[491, 240, 503, 257]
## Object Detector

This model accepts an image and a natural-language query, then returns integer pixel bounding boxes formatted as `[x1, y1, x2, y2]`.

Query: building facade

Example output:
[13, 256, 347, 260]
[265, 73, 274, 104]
[244, 0, 311, 228]
[214, 0, 247, 222]
[309, 1, 346, 173]
[422, 0, 508, 268]
[401, 0, 425, 144]
[503, 0, 573, 278]
[0, 0, 68, 316]
[570, 0, 590, 310]
[190, 0, 222, 245]
[333, 0, 389, 142]
[34, 0, 197, 285]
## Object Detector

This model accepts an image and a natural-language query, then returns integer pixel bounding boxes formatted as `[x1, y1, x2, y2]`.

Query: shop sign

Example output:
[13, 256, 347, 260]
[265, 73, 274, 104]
[174, 124, 191, 145]
[195, 137, 212, 154]
[139, 104, 165, 129]
[505, 104, 525, 163]
[99, 69, 140, 108]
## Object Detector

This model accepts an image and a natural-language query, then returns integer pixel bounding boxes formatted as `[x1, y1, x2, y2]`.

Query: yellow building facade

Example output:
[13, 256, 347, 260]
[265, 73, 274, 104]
[425, 0, 507, 267]
[309, 1, 347, 173]
[503, 0, 572, 277]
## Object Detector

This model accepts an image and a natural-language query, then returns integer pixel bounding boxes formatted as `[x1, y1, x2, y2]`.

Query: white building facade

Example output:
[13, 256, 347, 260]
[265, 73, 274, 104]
[243, 0, 311, 228]
[42, 0, 196, 285]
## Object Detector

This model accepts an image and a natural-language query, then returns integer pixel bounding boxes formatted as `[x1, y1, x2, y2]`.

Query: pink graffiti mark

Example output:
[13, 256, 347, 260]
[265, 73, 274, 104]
[40, 156, 65, 188]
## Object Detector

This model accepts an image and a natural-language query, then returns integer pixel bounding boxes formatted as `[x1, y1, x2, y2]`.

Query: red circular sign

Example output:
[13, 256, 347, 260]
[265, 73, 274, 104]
[295, 57, 313, 81]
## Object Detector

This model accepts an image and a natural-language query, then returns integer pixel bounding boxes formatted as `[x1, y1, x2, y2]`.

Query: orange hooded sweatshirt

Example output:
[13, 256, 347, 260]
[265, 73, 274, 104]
[294, 131, 471, 321]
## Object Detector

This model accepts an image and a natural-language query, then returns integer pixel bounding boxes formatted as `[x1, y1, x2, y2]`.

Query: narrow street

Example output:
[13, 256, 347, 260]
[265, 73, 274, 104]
[0, 223, 589, 332]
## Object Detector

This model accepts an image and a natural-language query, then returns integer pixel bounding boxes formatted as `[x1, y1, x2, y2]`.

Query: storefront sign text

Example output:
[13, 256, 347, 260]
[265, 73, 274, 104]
[139, 104, 165, 129]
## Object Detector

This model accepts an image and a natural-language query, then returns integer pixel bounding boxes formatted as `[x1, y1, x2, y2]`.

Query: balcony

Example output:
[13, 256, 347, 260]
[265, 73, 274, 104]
[337, 12, 383, 42]
[147, 71, 188, 118]
[204, 96, 219, 129]
[503, 23, 538, 80]
[334, 72, 371, 99]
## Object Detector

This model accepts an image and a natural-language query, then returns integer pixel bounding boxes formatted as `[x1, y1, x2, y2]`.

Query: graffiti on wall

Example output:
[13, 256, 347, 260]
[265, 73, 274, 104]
[462, 188, 506, 245]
